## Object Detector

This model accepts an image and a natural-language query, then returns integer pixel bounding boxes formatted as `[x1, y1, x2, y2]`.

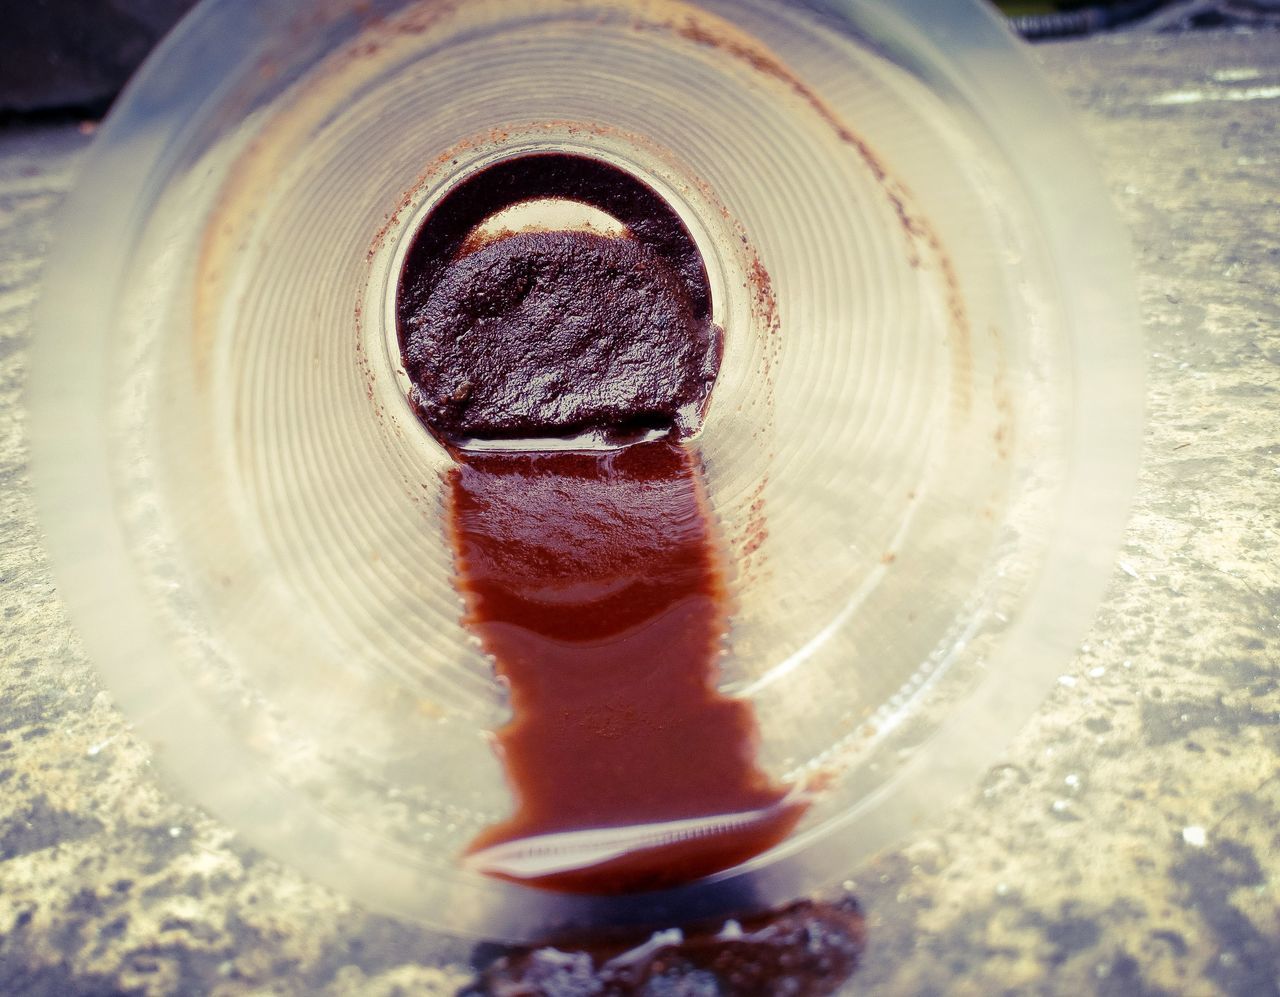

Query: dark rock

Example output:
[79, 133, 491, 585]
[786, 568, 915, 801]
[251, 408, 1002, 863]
[0, 0, 198, 115]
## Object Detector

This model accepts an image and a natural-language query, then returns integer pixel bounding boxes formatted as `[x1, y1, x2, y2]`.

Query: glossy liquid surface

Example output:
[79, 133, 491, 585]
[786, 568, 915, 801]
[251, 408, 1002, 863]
[451, 443, 801, 892]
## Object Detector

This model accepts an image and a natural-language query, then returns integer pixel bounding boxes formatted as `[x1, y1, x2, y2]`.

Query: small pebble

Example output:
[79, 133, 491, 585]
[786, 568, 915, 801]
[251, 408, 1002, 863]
[1182, 826, 1207, 848]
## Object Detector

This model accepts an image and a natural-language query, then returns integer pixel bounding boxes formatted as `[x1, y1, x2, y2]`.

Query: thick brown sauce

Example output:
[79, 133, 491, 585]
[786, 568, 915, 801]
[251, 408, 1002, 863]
[396, 153, 802, 894]
[398, 154, 720, 444]
[451, 443, 803, 892]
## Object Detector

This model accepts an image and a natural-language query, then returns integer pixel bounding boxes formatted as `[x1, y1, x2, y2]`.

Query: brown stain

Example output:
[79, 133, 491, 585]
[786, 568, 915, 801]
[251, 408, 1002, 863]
[991, 325, 1014, 460]
[742, 527, 769, 560]
[802, 768, 835, 794]
[746, 256, 780, 340]
[732, 480, 772, 582]
[931, 234, 974, 416]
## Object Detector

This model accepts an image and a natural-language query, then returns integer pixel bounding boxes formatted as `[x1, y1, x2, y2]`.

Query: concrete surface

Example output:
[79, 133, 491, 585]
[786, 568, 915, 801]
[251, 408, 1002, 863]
[0, 29, 1277, 997]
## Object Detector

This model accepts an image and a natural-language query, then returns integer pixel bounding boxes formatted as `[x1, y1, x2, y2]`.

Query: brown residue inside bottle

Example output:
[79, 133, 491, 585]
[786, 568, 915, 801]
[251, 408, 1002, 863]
[396, 152, 804, 894]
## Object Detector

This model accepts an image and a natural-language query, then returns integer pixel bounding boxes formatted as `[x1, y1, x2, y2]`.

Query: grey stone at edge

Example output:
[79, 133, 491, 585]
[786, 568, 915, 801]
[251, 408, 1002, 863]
[0, 28, 1277, 997]
[0, 0, 198, 114]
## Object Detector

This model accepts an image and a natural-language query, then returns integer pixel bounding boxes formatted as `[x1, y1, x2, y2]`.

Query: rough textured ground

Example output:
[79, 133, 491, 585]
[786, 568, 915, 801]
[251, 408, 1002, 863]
[0, 29, 1277, 997]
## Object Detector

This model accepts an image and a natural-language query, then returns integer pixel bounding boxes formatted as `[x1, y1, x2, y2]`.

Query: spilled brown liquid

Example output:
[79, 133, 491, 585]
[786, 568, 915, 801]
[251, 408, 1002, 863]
[450, 443, 803, 892]
[396, 153, 803, 894]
